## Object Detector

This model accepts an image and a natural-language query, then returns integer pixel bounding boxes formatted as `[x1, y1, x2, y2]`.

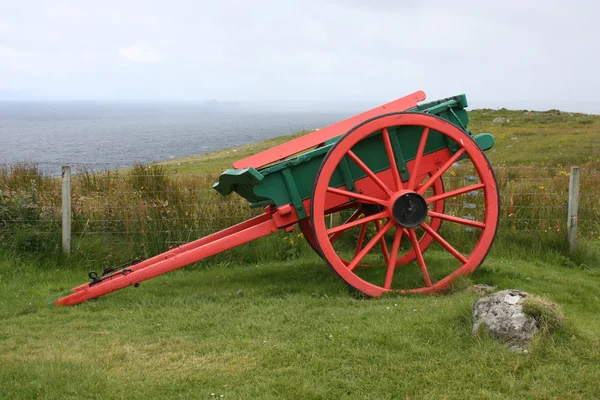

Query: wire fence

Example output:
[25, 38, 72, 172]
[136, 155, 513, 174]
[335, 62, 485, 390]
[1, 162, 599, 256]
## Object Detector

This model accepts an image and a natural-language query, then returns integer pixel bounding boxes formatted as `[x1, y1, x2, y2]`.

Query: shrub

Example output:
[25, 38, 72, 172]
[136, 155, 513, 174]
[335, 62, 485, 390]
[129, 164, 171, 200]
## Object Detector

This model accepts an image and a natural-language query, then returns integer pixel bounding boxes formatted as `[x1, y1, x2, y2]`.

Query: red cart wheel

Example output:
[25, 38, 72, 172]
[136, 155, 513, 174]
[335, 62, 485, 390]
[310, 112, 499, 296]
[299, 175, 445, 266]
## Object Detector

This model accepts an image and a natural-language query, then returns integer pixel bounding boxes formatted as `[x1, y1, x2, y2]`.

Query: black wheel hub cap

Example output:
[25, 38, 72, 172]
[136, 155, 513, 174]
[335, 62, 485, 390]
[392, 192, 428, 228]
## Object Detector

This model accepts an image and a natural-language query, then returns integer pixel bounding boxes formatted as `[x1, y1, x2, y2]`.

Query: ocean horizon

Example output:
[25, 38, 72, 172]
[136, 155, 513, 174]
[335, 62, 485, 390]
[0, 101, 361, 175]
[2, 99, 598, 176]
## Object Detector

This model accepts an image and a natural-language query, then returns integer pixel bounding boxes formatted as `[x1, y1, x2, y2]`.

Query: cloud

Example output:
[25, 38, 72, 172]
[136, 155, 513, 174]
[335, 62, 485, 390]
[0, 0, 599, 111]
[119, 45, 164, 63]
[0, 47, 35, 72]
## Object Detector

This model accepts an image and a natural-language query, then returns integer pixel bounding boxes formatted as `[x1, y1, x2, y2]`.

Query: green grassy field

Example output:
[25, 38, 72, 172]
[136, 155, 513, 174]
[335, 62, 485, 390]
[1, 107, 599, 399]
[1, 243, 599, 399]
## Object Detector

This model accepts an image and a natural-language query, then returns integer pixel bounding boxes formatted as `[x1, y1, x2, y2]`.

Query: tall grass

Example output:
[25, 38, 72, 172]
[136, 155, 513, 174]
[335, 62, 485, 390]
[0, 163, 307, 265]
[1, 160, 598, 269]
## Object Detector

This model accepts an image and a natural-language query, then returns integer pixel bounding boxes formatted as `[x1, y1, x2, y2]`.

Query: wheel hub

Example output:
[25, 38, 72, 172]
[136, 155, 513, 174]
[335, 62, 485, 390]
[391, 192, 428, 228]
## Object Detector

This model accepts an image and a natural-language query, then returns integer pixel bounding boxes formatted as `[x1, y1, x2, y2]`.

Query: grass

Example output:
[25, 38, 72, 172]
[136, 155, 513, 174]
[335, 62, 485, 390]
[523, 294, 565, 333]
[1, 244, 599, 399]
[468, 108, 600, 169]
[1, 106, 600, 398]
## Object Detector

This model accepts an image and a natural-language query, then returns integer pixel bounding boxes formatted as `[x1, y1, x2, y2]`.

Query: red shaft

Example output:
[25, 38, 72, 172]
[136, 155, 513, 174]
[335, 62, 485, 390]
[70, 213, 273, 292]
[56, 214, 278, 306]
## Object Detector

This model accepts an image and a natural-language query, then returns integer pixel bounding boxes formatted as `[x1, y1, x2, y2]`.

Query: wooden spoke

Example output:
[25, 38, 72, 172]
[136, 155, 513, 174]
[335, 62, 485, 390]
[381, 128, 403, 191]
[374, 218, 390, 264]
[417, 148, 466, 195]
[327, 210, 389, 235]
[348, 220, 394, 271]
[408, 228, 432, 287]
[326, 186, 387, 206]
[347, 150, 394, 198]
[384, 228, 403, 289]
[420, 222, 467, 264]
[354, 223, 368, 258]
[428, 211, 486, 228]
[407, 127, 430, 190]
[426, 183, 485, 204]
[329, 210, 362, 242]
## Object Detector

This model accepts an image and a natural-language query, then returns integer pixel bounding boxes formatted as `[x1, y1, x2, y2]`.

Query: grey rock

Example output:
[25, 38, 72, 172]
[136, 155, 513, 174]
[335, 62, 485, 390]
[472, 289, 538, 351]
[492, 117, 511, 124]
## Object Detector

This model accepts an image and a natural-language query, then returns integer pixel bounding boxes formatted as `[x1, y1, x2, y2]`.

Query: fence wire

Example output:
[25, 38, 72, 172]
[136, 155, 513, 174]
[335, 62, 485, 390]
[1, 163, 599, 253]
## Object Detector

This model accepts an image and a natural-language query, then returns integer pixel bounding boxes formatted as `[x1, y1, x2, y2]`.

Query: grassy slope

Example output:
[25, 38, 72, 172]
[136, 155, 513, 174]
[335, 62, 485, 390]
[156, 130, 313, 174]
[1, 249, 599, 399]
[1, 108, 600, 399]
[468, 109, 600, 168]
[156, 110, 600, 173]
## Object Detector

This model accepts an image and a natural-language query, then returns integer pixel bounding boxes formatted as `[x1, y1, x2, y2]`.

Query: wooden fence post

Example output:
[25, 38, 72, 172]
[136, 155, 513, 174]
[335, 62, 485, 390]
[567, 166, 580, 251]
[62, 166, 71, 255]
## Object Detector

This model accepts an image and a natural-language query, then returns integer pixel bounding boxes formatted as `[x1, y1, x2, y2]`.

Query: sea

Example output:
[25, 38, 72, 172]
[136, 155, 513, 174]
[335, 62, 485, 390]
[0, 102, 358, 176]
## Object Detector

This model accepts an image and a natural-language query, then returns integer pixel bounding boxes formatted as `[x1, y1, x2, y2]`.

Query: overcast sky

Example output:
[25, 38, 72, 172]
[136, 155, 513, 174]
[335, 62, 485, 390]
[1, 0, 599, 112]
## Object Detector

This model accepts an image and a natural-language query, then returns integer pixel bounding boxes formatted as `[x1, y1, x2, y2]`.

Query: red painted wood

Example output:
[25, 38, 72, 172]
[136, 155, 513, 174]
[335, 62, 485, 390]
[421, 222, 468, 263]
[70, 213, 274, 293]
[299, 172, 445, 266]
[384, 229, 403, 289]
[355, 223, 368, 258]
[394, 174, 444, 266]
[292, 149, 452, 221]
[347, 220, 394, 272]
[232, 91, 426, 169]
[408, 228, 432, 287]
[407, 127, 430, 189]
[56, 214, 279, 305]
[374, 219, 391, 264]
[381, 127, 403, 191]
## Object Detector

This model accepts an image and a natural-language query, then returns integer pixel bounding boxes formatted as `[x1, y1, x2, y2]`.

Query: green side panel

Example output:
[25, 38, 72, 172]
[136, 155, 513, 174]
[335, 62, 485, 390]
[412, 95, 470, 134]
[389, 131, 410, 181]
[413, 94, 468, 113]
[282, 168, 307, 219]
[252, 126, 456, 207]
[214, 93, 496, 212]
[253, 154, 325, 207]
[338, 156, 357, 192]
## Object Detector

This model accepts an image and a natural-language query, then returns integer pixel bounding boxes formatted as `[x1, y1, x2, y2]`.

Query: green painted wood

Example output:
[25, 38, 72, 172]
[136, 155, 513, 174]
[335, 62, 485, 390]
[215, 93, 494, 212]
[337, 156, 357, 192]
[388, 129, 410, 181]
[212, 168, 266, 203]
[473, 133, 495, 152]
[281, 168, 307, 219]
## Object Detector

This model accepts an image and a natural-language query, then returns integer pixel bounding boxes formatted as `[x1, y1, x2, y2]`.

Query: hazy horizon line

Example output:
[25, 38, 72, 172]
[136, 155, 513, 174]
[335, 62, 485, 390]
[1, 98, 598, 114]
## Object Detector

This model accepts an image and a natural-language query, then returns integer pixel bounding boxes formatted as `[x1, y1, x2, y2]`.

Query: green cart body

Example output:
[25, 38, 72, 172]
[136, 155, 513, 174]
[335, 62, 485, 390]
[214, 94, 494, 218]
